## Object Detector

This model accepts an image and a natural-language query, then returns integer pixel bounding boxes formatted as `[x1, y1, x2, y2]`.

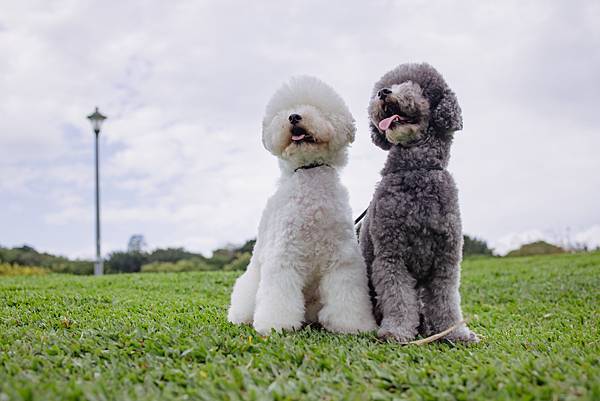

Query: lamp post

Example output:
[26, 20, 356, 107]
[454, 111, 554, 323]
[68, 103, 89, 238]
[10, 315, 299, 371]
[87, 107, 107, 276]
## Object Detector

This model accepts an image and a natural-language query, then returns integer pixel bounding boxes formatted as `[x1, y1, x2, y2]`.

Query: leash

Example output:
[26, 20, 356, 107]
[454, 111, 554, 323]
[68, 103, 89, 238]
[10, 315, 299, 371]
[354, 207, 368, 225]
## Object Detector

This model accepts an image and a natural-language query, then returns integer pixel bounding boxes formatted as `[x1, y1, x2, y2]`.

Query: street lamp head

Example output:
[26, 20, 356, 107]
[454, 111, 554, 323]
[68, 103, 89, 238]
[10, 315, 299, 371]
[87, 107, 107, 134]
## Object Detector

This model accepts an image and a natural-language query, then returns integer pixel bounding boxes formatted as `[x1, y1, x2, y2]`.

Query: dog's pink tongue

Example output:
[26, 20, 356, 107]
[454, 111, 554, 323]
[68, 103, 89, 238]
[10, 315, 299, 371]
[378, 115, 400, 131]
[291, 134, 305, 141]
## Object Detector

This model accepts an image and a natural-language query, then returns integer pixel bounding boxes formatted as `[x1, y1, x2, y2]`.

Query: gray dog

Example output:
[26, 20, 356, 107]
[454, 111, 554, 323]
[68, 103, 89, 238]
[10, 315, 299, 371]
[359, 63, 479, 343]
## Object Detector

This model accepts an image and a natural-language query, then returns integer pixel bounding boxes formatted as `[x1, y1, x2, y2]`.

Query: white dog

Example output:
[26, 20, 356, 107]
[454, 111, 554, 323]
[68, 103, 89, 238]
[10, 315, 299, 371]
[227, 76, 376, 335]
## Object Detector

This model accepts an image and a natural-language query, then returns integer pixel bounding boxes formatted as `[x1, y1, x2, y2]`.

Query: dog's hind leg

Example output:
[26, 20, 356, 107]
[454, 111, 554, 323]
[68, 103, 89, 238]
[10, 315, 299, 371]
[420, 253, 479, 343]
[303, 278, 322, 325]
[318, 246, 377, 334]
[371, 255, 420, 342]
[359, 217, 381, 324]
[252, 263, 305, 335]
[228, 258, 261, 325]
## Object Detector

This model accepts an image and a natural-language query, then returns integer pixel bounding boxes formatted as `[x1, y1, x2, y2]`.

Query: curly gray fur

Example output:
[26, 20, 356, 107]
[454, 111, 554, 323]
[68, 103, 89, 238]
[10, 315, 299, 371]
[360, 62, 479, 343]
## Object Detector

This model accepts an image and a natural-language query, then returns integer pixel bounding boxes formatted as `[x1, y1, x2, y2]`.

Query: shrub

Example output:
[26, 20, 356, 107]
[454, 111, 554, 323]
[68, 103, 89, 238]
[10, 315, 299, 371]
[140, 262, 178, 273]
[207, 240, 256, 269]
[141, 258, 215, 273]
[147, 247, 205, 264]
[506, 241, 565, 257]
[0, 245, 66, 268]
[238, 239, 256, 254]
[0, 245, 93, 274]
[106, 251, 148, 274]
[223, 252, 252, 271]
[207, 248, 237, 270]
[463, 235, 494, 257]
[49, 260, 94, 275]
[0, 263, 49, 276]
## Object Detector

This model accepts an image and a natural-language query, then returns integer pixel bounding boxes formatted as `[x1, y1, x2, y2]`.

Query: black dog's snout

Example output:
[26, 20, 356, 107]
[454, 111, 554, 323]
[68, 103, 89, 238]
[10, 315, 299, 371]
[288, 114, 302, 124]
[377, 88, 392, 100]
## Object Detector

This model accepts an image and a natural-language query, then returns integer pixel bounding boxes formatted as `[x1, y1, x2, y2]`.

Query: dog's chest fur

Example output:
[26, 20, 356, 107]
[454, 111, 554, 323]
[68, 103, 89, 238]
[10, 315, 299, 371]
[372, 168, 462, 279]
[262, 166, 355, 273]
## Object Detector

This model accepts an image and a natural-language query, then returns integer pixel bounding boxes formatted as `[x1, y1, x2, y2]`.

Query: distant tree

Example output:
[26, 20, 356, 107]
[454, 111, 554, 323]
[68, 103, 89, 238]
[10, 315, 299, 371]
[1, 245, 60, 267]
[141, 258, 215, 273]
[207, 248, 237, 270]
[147, 247, 205, 263]
[223, 252, 252, 271]
[238, 239, 256, 254]
[463, 235, 494, 257]
[0, 245, 93, 274]
[50, 260, 94, 275]
[127, 235, 147, 253]
[207, 239, 257, 270]
[0, 245, 46, 266]
[506, 241, 565, 257]
[106, 251, 148, 273]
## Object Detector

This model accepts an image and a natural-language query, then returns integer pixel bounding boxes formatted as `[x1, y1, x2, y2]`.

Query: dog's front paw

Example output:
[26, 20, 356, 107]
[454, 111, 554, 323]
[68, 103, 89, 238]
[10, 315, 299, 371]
[319, 305, 377, 334]
[377, 326, 417, 343]
[321, 317, 377, 334]
[227, 311, 252, 325]
[444, 326, 480, 344]
[252, 319, 303, 336]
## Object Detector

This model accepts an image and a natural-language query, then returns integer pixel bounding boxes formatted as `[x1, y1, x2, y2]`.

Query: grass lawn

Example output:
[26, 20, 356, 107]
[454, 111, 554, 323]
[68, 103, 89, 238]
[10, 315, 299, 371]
[1, 252, 599, 400]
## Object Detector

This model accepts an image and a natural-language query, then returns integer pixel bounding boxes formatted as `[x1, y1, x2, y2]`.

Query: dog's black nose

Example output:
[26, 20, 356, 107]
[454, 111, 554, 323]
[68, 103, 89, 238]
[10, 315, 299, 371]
[377, 88, 392, 100]
[288, 114, 302, 124]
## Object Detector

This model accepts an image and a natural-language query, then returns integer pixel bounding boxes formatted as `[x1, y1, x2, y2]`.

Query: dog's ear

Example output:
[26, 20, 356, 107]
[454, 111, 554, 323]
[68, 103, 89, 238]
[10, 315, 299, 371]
[346, 120, 356, 143]
[335, 114, 356, 144]
[370, 122, 392, 150]
[431, 89, 463, 134]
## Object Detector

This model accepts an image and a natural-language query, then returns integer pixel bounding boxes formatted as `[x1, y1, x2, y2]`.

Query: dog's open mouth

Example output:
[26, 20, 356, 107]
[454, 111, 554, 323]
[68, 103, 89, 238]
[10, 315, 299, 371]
[291, 126, 317, 144]
[379, 102, 419, 131]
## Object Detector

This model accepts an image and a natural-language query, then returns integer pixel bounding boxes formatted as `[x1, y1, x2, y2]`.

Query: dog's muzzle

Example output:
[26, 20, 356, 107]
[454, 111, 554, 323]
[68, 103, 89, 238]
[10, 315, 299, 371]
[290, 126, 316, 143]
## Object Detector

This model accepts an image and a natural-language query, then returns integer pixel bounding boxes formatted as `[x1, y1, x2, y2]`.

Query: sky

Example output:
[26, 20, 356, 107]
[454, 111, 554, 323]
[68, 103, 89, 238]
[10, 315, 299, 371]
[1, 0, 599, 258]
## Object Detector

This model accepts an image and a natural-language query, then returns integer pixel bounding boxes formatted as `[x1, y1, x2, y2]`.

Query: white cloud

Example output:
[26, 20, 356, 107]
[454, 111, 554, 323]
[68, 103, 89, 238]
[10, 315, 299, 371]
[574, 225, 600, 250]
[492, 229, 548, 256]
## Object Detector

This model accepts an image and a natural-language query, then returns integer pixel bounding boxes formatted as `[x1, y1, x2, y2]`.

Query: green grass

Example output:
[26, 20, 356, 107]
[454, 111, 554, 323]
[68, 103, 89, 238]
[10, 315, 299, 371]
[1, 253, 599, 401]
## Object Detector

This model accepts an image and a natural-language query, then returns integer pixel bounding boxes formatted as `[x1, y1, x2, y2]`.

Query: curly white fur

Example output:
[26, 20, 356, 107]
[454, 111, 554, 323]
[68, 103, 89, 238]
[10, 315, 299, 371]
[227, 76, 376, 335]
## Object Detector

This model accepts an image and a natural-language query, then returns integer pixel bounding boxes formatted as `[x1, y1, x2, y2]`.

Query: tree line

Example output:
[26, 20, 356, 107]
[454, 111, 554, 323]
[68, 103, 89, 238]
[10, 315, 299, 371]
[3, 235, 579, 276]
[0, 239, 256, 275]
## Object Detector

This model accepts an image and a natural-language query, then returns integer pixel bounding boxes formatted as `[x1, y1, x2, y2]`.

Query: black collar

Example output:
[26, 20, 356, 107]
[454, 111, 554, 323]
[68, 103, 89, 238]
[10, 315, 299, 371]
[294, 163, 330, 172]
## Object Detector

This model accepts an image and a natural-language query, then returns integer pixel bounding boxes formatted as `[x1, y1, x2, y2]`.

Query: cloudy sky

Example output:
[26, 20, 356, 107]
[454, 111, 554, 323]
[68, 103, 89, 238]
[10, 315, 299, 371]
[1, 0, 599, 258]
